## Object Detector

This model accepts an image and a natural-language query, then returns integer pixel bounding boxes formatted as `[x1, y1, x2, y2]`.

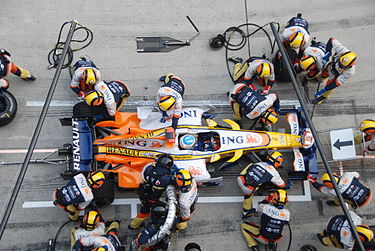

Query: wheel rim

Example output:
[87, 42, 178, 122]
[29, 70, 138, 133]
[0, 95, 7, 113]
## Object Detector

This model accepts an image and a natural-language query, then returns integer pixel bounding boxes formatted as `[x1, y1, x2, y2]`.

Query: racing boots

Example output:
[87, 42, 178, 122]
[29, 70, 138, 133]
[242, 208, 257, 219]
[176, 221, 188, 231]
[312, 96, 327, 105]
[128, 216, 149, 229]
[228, 57, 243, 64]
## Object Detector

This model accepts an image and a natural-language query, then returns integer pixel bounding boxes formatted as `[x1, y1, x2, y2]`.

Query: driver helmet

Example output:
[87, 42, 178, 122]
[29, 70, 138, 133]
[85, 91, 104, 106]
[82, 68, 98, 85]
[180, 134, 197, 150]
[256, 62, 271, 79]
[289, 32, 305, 49]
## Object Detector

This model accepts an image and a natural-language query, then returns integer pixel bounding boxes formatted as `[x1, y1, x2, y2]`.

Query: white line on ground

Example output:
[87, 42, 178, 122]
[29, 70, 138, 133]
[26, 100, 300, 107]
[0, 149, 58, 154]
[23, 181, 311, 218]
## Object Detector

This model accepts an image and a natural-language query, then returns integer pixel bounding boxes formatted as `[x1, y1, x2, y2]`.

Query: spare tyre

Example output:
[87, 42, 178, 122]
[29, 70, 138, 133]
[0, 90, 17, 126]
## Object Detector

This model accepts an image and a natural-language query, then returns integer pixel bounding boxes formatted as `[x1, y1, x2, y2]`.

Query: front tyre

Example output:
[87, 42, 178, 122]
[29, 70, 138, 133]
[0, 90, 17, 126]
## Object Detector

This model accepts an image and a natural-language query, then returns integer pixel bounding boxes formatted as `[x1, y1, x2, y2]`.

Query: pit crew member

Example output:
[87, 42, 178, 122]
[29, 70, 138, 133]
[0, 49, 36, 91]
[128, 154, 176, 229]
[355, 119, 375, 154]
[84, 80, 131, 118]
[175, 169, 199, 230]
[131, 204, 177, 250]
[53, 171, 105, 220]
[308, 172, 372, 209]
[70, 210, 105, 249]
[229, 83, 280, 126]
[70, 57, 101, 98]
[296, 40, 328, 86]
[157, 73, 185, 130]
[281, 13, 310, 56]
[241, 190, 290, 251]
[228, 57, 276, 94]
[317, 211, 375, 250]
[237, 151, 287, 219]
[72, 220, 121, 251]
[313, 38, 357, 104]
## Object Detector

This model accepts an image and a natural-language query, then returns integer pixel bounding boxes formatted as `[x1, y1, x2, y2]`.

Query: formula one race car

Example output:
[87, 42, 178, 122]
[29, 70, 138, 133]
[60, 105, 317, 190]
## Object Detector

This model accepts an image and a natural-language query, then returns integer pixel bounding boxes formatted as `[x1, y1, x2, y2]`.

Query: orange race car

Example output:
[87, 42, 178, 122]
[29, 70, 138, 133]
[60, 106, 316, 191]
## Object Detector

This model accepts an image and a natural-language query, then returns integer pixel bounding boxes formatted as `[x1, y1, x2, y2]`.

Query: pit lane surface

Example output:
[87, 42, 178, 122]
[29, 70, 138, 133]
[1, 0, 375, 250]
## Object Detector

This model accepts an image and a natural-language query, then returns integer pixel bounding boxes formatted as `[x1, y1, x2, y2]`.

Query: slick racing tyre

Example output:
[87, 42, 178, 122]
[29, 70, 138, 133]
[0, 90, 17, 126]
[93, 173, 115, 206]
[273, 48, 297, 82]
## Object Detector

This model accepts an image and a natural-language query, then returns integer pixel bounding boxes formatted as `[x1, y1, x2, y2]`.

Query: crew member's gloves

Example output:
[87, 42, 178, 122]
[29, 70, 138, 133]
[78, 91, 86, 99]
[322, 51, 331, 62]
[262, 85, 271, 95]
[307, 174, 317, 183]
[160, 116, 168, 123]
[315, 88, 327, 97]
[0, 49, 11, 57]
[284, 180, 293, 190]
[293, 58, 301, 71]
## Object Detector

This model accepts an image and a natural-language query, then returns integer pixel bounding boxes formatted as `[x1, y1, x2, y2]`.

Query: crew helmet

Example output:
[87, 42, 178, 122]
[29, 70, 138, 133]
[267, 151, 283, 168]
[289, 32, 305, 49]
[339, 51, 357, 69]
[261, 108, 278, 124]
[85, 91, 104, 106]
[83, 210, 102, 231]
[176, 169, 193, 192]
[256, 62, 271, 79]
[184, 243, 202, 251]
[87, 171, 106, 189]
[359, 119, 375, 135]
[82, 68, 98, 85]
[179, 135, 197, 149]
[151, 205, 167, 219]
[321, 172, 339, 189]
[158, 95, 176, 111]
[93, 248, 106, 251]
[272, 189, 288, 209]
[356, 224, 374, 242]
[300, 55, 317, 71]
[155, 153, 174, 169]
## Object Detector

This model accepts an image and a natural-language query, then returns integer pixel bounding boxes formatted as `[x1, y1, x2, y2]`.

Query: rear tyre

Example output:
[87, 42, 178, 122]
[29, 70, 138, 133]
[93, 173, 115, 206]
[0, 90, 17, 126]
[273, 48, 298, 82]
